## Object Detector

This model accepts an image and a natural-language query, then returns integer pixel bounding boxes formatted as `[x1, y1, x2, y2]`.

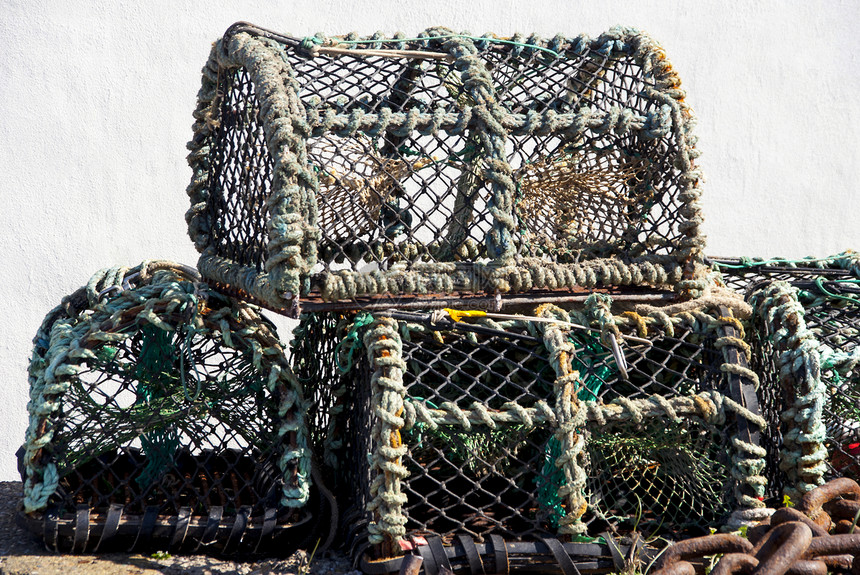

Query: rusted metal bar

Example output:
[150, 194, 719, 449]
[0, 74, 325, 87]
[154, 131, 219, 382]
[655, 534, 753, 570]
[298, 291, 676, 313]
[770, 508, 830, 538]
[798, 477, 860, 530]
[717, 305, 764, 509]
[709, 553, 757, 575]
[398, 554, 423, 575]
[802, 533, 860, 557]
[752, 522, 813, 575]
[670, 479, 860, 575]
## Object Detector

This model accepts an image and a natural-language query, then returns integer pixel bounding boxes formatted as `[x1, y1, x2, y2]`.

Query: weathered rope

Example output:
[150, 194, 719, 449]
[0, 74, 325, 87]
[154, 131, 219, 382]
[400, 391, 762, 431]
[712, 311, 769, 523]
[750, 281, 828, 500]
[533, 304, 588, 536]
[363, 317, 410, 545]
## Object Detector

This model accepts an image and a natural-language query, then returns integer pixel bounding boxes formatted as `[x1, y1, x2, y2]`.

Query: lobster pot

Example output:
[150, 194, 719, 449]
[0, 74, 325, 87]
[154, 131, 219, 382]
[719, 255, 860, 502]
[293, 298, 765, 572]
[20, 264, 315, 555]
[188, 23, 708, 313]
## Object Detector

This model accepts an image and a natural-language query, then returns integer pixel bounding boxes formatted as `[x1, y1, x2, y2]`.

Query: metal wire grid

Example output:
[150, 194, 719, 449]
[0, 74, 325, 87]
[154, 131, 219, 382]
[712, 258, 854, 294]
[200, 31, 695, 295]
[296, 310, 749, 556]
[584, 417, 732, 537]
[746, 318, 786, 502]
[482, 46, 683, 261]
[289, 44, 489, 272]
[290, 312, 348, 470]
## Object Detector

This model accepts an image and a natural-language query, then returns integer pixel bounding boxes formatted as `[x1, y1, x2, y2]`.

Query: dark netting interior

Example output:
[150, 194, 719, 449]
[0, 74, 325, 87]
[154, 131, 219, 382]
[488, 46, 682, 261]
[290, 312, 371, 554]
[51, 322, 282, 516]
[290, 312, 349, 474]
[746, 316, 785, 502]
[29, 295, 308, 549]
[201, 34, 694, 293]
[801, 295, 860, 483]
[295, 310, 749, 555]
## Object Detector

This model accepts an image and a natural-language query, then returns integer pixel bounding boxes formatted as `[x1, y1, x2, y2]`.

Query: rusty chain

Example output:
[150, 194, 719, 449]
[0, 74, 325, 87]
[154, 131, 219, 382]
[651, 478, 860, 575]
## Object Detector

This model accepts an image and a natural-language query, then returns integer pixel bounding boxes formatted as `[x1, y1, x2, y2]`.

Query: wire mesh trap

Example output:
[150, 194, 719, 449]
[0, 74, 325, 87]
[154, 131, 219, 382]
[292, 294, 766, 572]
[187, 22, 707, 313]
[717, 254, 860, 503]
[19, 262, 319, 555]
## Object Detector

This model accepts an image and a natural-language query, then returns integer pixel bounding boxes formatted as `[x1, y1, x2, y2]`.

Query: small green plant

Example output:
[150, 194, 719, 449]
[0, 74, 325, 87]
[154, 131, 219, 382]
[782, 494, 795, 508]
[151, 551, 171, 560]
[297, 539, 321, 575]
[704, 553, 723, 575]
[850, 506, 860, 534]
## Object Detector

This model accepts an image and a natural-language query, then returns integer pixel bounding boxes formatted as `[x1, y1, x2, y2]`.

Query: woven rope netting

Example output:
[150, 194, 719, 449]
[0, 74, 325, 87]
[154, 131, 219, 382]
[188, 25, 706, 307]
[293, 297, 765, 559]
[20, 264, 313, 553]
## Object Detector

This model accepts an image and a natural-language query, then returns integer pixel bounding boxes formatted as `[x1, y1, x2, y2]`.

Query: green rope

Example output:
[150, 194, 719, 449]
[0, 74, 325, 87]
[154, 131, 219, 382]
[335, 311, 375, 373]
[813, 277, 860, 304]
[714, 255, 847, 270]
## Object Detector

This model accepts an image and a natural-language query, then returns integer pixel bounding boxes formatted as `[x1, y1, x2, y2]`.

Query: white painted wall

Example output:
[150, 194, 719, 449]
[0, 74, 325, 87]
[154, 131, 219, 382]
[0, 0, 857, 480]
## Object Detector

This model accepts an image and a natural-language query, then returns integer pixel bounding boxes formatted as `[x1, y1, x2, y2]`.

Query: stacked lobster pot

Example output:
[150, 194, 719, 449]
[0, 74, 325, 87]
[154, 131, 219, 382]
[715, 254, 860, 505]
[184, 22, 772, 573]
[19, 262, 325, 554]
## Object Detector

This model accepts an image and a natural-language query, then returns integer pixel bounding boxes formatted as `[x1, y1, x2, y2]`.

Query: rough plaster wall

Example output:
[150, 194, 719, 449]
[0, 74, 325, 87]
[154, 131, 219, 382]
[0, 0, 857, 480]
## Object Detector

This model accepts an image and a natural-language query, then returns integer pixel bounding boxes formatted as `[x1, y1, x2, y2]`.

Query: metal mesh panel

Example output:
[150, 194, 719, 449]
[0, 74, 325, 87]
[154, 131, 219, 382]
[395, 327, 557, 542]
[805, 297, 860, 481]
[713, 257, 855, 294]
[188, 24, 704, 307]
[297, 306, 758, 560]
[585, 418, 730, 534]
[746, 317, 785, 501]
[290, 312, 348, 470]
[489, 46, 683, 261]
